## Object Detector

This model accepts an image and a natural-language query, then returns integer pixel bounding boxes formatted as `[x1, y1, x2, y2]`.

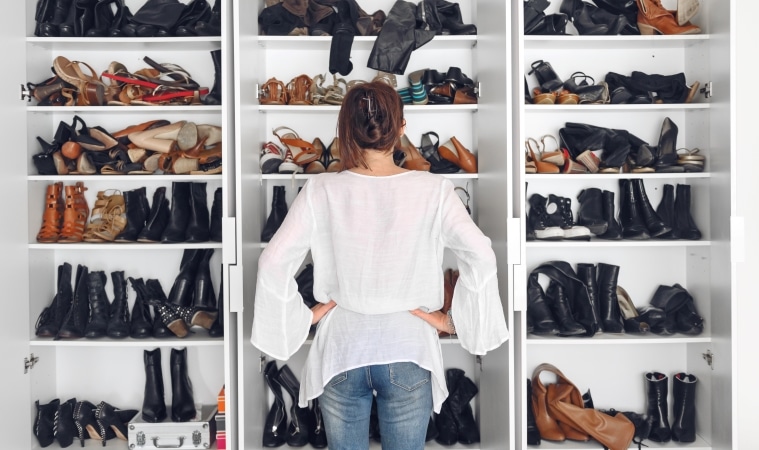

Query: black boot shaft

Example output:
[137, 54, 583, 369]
[107, 270, 130, 338]
[57, 264, 90, 339]
[597, 262, 624, 333]
[597, 190, 622, 239]
[526, 272, 559, 335]
[445, 368, 480, 444]
[210, 186, 223, 241]
[186, 182, 211, 242]
[33, 398, 59, 447]
[115, 186, 150, 242]
[655, 183, 676, 239]
[171, 347, 196, 422]
[632, 178, 670, 237]
[262, 185, 288, 242]
[84, 270, 110, 338]
[576, 263, 601, 331]
[142, 348, 167, 423]
[618, 179, 650, 239]
[674, 184, 702, 240]
[193, 248, 217, 310]
[55, 397, 77, 448]
[263, 360, 288, 447]
[169, 249, 203, 307]
[129, 277, 153, 338]
[209, 263, 224, 337]
[546, 280, 585, 336]
[645, 371, 672, 442]
[202, 49, 222, 103]
[577, 188, 607, 235]
[162, 182, 192, 243]
[36, 262, 73, 337]
[309, 398, 328, 448]
[671, 372, 697, 442]
[277, 364, 311, 446]
[138, 186, 171, 242]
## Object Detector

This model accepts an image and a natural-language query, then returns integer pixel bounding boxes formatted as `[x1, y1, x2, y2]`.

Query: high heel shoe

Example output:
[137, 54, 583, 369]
[635, 0, 700, 35]
[617, 285, 650, 333]
[128, 121, 185, 153]
[654, 117, 678, 172]
[73, 400, 101, 446]
[396, 134, 430, 171]
[526, 138, 559, 174]
[438, 136, 477, 173]
[539, 134, 565, 166]
[95, 401, 133, 444]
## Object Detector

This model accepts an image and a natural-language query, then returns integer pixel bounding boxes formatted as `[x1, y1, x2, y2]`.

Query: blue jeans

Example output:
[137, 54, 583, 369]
[319, 362, 433, 450]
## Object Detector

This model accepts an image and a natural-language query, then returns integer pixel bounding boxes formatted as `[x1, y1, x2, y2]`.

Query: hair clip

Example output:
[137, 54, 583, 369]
[362, 94, 377, 119]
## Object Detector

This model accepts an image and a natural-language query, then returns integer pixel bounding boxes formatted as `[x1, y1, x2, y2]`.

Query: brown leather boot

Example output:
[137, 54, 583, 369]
[636, 0, 700, 35]
[59, 182, 90, 243]
[36, 182, 65, 243]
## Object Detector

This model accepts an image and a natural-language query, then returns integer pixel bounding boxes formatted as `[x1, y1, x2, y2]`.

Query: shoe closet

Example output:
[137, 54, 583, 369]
[2, 0, 236, 449]
[515, 0, 734, 449]
[232, 0, 513, 449]
[0, 0, 743, 449]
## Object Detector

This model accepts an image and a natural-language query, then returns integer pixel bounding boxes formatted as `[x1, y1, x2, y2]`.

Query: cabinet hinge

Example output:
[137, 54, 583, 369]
[20, 83, 32, 102]
[24, 353, 39, 374]
[474, 82, 481, 98]
[702, 349, 714, 370]
[255, 83, 260, 99]
[699, 81, 713, 99]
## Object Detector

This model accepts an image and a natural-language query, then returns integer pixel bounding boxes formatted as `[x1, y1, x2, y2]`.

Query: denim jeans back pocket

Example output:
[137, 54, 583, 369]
[327, 371, 348, 388]
[388, 362, 430, 392]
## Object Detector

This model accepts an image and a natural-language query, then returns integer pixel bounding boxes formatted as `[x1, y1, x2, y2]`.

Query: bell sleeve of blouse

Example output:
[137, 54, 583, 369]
[439, 180, 509, 355]
[250, 181, 316, 360]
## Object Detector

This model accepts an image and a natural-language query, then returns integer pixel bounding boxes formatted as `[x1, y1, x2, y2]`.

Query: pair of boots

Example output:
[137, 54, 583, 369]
[263, 360, 327, 448]
[143, 250, 221, 338]
[142, 347, 197, 423]
[528, 193, 591, 241]
[576, 188, 623, 239]
[140, 182, 221, 244]
[635, 0, 701, 35]
[560, 0, 638, 35]
[35, 264, 133, 339]
[119, 0, 221, 37]
[619, 179, 701, 240]
[34, 398, 136, 448]
[434, 368, 480, 445]
[646, 371, 698, 443]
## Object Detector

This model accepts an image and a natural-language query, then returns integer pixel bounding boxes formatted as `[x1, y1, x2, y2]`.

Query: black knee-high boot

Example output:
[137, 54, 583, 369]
[171, 347, 196, 422]
[142, 348, 167, 423]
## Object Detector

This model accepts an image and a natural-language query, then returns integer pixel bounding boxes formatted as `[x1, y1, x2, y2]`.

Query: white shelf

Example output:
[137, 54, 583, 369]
[261, 173, 479, 180]
[26, 36, 222, 51]
[257, 34, 477, 51]
[259, 104, 478, 113]
[527, 435, 710, 450]
[29, 242, 223, 250]
[27, 105, 223, 113]
[28, 174, 224, 182]
[31, 334, 224, 347]
[526, 239, 711, 248]
[524, 172, 711, 181]
[526, 335, 712, 345]
[523, 103, 710, 112]
[523, 34, 710, 49]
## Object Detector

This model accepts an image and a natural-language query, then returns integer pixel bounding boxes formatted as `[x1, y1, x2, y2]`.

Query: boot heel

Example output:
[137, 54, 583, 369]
[637, 22, 657, 34]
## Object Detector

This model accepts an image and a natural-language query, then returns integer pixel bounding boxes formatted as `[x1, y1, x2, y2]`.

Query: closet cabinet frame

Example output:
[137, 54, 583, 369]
[512, 1, 734, 449]
[2, 1, 237, 449]
[233, 0, 514, 448]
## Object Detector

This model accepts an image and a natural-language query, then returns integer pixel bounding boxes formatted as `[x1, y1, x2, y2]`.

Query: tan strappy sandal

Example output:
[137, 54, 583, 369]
[286, 74, 313, 105]
[323, 74, 348, 105]
[260, 77, 288, 105]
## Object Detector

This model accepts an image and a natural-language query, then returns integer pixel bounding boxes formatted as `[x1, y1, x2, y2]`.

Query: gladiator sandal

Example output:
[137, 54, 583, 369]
[36, 182, 64, 243]
[58, 182, 90, 243]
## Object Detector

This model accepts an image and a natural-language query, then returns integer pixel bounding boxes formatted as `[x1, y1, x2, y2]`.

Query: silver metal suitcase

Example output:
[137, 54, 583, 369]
[128, 405, 217, 449]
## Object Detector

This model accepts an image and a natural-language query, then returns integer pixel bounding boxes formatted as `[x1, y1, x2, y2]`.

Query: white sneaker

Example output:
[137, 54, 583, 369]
[260, 141, 284, 174]
[278, 148, 303, 174]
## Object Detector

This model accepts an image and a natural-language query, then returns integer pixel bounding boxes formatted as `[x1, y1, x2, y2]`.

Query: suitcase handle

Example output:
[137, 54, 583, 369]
[151, 436, 184, 448]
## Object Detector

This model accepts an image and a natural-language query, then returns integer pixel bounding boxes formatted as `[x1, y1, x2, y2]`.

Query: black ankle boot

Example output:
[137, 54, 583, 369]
[209, 187, 223, 242]
[186, 182, 210, 242]
[128, 277, 153, 339]
[308, 398, 328, 448]
[72, 400, 98, 446]
[145, 279, 185, 338]
[56, 397, 77, 447]
[129, 0, 187, 37]
[33, 398, 58, 447]
[115, 186, 150, 242]
[85, 0, 118, 36]
[263, 360, 288, 447]
[560, 0, 610, 34]
[436, 0, 477, 35]
[276, 365, 311, 447]
[597, 190, 622, 239]
[193, 249, 217, 311]
[526, 272, 559, 335]
[94, 401, 131, 443]
[655, 183, 676, 239]
[162, 182, 192, 243]
[138, 186, 170, 243]
[36, 0, 74, 36]
[446, 368, 480, 444]
[261, 185, 288, 242]
[546, 280, 586, 336]
[106, 271, 130, 339]
[649, 283, 704, 335]
[645, 371, 671, 442]
[618, 179, 650, 239]
[142, 348, 167, 423]
[577, 188, 608, 235]
[84, 271, 110, 339]
[632, 178, 670, 237]
[57, 0, 80, 36]
[576, 263, 601, 331]
[195, 0, 221, 36]
[173, 0, 212, 36]
[674, 184, 701, 240]
[57, 264, 89, 339]
[202, 49, 222, 105]
[169, 249, 203, 307]
[672, 372, 697, 442]
[36, 262, 73, 338]
[171, 348, 196, 422]
[597, 262, 624, 333]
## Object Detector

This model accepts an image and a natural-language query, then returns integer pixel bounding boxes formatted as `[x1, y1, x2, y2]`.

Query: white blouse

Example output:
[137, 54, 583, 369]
[250, 170, 509, 412]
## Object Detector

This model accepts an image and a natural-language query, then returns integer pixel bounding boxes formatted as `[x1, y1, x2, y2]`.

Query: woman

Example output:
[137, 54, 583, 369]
[251, 81, 508, 450]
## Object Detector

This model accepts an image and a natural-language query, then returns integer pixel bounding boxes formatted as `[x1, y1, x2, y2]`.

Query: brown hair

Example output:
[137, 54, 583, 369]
[336, 81, 405, 170]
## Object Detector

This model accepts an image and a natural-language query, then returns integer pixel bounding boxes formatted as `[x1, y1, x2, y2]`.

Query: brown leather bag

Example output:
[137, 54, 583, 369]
[532, 363, 635, 450]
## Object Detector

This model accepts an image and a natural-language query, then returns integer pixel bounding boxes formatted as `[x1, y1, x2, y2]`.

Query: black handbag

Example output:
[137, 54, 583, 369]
[528, 60, 563, 92]
[563, 72, 609, 103]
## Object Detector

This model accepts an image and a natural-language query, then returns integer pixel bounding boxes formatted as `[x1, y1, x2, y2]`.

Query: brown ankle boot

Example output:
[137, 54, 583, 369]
[36, 182, 65, 243]
[59, 182, 90, 243]
[636, 0, 701, 35]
